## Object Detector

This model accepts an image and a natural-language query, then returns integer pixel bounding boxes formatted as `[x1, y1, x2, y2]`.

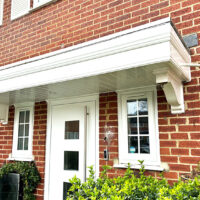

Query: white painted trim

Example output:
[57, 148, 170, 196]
[114, 164, 164, 172]
[11, 0, 30, 21]
[7, 155, 34, 161]
[14, 102, 34, 108]
[117, 86, 160, 167]
[0, 0, 4, 26]
[10, 103, 34, 161]
[0, 18, 190, 94]
[44, 94, 99, 200]
[31, 0, 57, 11]
[0, 17, 171, 71]
[44, 101, 52, 200]
[180, 63, 200, 67]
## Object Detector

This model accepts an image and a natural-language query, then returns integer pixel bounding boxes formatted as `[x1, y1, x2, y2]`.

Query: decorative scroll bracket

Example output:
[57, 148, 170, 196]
[153, 68, 185, 114]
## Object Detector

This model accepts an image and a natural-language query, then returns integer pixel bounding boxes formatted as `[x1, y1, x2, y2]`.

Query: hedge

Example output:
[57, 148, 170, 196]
[66, 161, 200, 200]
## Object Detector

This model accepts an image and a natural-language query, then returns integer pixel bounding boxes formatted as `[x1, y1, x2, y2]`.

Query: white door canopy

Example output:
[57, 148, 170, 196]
[0, 17, 191, 118]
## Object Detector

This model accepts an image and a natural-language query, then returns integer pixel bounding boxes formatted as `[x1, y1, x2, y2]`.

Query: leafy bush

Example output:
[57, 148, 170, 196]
[66, 162, 200, 200]
[0, 161, 41, 200]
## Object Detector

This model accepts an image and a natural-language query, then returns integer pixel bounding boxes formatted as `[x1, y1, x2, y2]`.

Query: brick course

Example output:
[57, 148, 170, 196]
[0, 102, 47, 200]
[0, 0, 200, 66]
[0, 0, 200, 199]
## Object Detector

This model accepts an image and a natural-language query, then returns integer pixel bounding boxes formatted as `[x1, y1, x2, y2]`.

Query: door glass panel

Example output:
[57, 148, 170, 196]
[65, 121, 79, 139]
[64, 151, 79, 170]
[63, 182, 72, 200]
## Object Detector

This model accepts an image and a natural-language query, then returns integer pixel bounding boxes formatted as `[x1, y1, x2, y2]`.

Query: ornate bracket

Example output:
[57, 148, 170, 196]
[154, 68, 185, 114]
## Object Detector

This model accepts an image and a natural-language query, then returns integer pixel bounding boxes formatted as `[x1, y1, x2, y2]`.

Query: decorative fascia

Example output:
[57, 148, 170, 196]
[0, 19, 172, 82]
[169, 25, 191, 82]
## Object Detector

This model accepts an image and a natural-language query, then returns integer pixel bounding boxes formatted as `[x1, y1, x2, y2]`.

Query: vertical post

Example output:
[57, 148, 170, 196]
[84, 106, 88, 182]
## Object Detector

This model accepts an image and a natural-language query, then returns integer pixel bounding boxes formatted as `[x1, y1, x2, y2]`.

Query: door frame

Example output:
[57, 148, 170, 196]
[44, 94, 99, 200]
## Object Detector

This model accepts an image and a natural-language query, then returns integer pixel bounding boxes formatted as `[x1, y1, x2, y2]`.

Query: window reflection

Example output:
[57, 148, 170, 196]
[139, 99, 148, 115]
[127, 100, 137, 116]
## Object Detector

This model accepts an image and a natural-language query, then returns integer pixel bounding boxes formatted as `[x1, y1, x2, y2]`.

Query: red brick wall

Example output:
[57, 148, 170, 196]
[33, 102, 47, 200]
[99, 92, 121, 177]
[99, 86, 200, 184]
[0, 0, 200, 198]
[1, 0, 200, 66]
[0, 106, 14, 166]
[0, 102, 47, 200]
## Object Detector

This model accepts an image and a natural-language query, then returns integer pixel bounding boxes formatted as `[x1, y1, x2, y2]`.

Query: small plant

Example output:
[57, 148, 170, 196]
[66, 161, 200, 200]
[0, 161, 41, 200]
[182, 162, 200, 181]
[192, 162, 200, 178]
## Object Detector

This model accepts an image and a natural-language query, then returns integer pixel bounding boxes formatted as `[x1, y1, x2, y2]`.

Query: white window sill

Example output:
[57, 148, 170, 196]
[7, 154, 34, 162]
[31, 0, 57, 12]
[114, 163, 164, 172]
[11, 10, 29, 21]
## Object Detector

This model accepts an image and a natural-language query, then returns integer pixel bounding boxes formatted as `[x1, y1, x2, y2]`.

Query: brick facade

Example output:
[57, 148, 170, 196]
[1, 0, 200, 66]
[0, 0, 200, 199]
[0, 102, 47, 200]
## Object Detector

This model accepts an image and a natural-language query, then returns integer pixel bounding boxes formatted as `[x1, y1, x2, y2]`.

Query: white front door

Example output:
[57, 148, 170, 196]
[48, 101, 96, 200]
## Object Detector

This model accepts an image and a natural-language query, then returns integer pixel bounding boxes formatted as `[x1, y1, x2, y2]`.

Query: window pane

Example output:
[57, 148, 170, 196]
[139, 99, 148, 115]
[140, 136, 150, 154]
[63, 182, 72, 200]
[64, 151, 79, 170]
[127, 100, 137, 116]
[24, 138, 29, 150]
[17, 138, 23, 150]
[139, 117, 149, 134]
[128, 136, 138, 153]
[25, 111, 30, 123]
[128, 118, 137, 135]
[65, 121, 79, 139]
[19, 111, 25, 123]
[18, 125, 24, 137]
[25, 124, 29, 136]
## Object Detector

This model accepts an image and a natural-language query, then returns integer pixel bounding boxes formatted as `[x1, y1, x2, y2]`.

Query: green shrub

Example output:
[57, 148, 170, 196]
[0, 161, 41, 200]
[66, 162, 200, 200]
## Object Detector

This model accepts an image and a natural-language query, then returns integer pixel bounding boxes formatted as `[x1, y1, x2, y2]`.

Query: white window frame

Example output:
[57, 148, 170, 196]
[117, 86, 160, 168]
[11, 0, 30, 20]
[0, 0, 4, 25]
[32, 0, 56, 10]
[11, 0, 57, 20]
[9, 102, 34, 161]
